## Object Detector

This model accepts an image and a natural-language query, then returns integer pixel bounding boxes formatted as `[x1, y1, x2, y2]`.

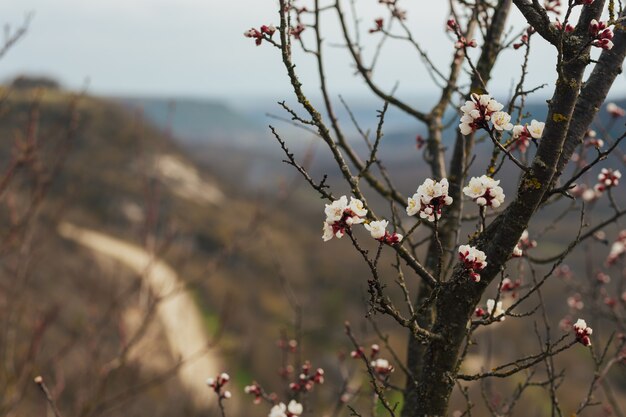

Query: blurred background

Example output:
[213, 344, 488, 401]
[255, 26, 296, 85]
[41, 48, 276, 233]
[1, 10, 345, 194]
[0, 1, 625, 416]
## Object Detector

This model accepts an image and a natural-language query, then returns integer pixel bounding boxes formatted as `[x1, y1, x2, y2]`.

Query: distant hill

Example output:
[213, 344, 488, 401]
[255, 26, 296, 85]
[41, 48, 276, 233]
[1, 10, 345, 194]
[116, 96, 262, 145]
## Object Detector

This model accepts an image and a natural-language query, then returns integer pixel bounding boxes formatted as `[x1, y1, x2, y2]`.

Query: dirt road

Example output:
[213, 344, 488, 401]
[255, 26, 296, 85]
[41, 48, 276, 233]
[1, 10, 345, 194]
[58, 222, 218, 408]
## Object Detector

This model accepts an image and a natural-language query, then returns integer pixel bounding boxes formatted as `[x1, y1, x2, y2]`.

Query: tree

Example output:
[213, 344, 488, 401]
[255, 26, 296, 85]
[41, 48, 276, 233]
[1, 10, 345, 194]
[242, 1, 626, 416]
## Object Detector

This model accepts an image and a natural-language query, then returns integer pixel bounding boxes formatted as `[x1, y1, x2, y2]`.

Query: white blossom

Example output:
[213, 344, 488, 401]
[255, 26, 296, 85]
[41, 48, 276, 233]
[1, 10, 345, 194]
[486, 299, 505, 321]
[287, 400, 303, 416]
[365, 220, 388, 240]
[269, 403, 288, 417]
[324, 196, 348, 223]
[463, 175, 505, 208]
[491, 111, 514, 131]
[528, 119, 545, 139]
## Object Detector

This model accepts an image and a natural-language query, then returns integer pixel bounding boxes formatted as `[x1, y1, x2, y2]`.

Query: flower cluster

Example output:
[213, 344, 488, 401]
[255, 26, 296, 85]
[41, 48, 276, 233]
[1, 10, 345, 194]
[406, 178, 453, 222]
[458, 244, 487, 282]
[567, 293, 584, 311]
[369, 17, 384, 33]
[244, 25, 277, 46]
[500, 278, 522, 298]
[288, 361, 324, 392]
[589, 19, 614, 50]
[573, 318, 593, 347]
[607, 102, 626, 118]
[364, 220, 403, 244]
[584, 129, 604, 148]
[446, 18, 477, 50]
[269, 400, 303, 417]
[351, 344, 394, 377]
[459, 94, 511, 135]
[596, 168, 621, 192]
[512, 230, 537, 257]
[463, 175, 505, 208]
[554, 19, 575, 33]
[607, 230, 626, 265]
[479, 299, 505, 321]
[322, 196, 367, 241]
[513, 27, 534, 50]
[244, 382, 264, 404]
[322, 196, 402, 245]
[206, 373, 232, 400]
[511, 120, 545, 153]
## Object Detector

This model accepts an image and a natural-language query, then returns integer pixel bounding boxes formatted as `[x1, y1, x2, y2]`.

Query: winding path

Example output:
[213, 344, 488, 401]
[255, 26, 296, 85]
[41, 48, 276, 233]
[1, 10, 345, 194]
[58, 222, 218, 408]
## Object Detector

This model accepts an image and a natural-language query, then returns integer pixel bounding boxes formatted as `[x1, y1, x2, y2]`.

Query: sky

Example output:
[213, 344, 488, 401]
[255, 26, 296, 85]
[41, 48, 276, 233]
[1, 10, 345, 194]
[0, 0, 624, 107]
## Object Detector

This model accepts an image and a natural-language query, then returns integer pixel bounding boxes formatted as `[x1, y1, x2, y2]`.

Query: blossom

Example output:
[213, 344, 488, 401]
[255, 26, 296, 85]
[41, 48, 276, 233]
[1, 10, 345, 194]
[364, 219, 403, 244]
[596, 168, 621, 191]
[486, 299, 505, 321]
[491, 111, 513, 131]
[512, 230, 536, 257]
[288, 362, 324, 392]
[207, 372, 231, 400]
[527, 119, 545, 139]
[415, 134, 425, 150]
[365, 220, 387, 240]
[607, 102, 626, 118]
[322, 196, 367, 241]
[573, 318, 593, 347]
[244, 28, 264, 46]
[407, 178, 453, 222]
[371, 358, 394, 375]
[290, 23, 305, 39]
[463, 175, 505, 208]
[584, 129, 604, 148]
[458, 244, 487, 282]
[269, 401, 303, 417]
[589, 20, 614, 50]
[567, 293, 584, 310]
[458, 93, 506, 135]
[244, 382, 263, 404]
[500, 277, 521, 293]
[369, 18, 384, 33]
[607, 230, 626, 265]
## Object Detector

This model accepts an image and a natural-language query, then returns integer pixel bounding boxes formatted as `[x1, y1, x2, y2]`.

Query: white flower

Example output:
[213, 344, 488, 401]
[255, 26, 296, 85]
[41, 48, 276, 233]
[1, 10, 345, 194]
[371, 358, 394, 374]
[463, 175, 505, 208]
[459, 121, 473, 136]
[491, 111, 513, 131]
[573, 319, 591, 333]
[486, 299, 505, 321]
[528, 119, 545, 139]
[349, 197, 368, 217]
[365, 220, 388, 240]
[512, 124, 526, 138]
[322, 222, 335, 242]
[406, 196, 420, 216]
[324, 196, 348, 223]
[287, 400, 303, 416]
[269, 403, 288, 417]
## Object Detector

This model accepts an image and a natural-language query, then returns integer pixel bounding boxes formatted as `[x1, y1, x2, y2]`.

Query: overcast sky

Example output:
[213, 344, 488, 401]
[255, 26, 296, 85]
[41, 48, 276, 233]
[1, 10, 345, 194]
[0, 1, 624, 107]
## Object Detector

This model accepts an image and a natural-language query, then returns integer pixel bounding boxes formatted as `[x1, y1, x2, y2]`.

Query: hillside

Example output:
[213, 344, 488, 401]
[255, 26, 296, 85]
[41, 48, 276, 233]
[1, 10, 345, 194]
[1, 86, 624, 416]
